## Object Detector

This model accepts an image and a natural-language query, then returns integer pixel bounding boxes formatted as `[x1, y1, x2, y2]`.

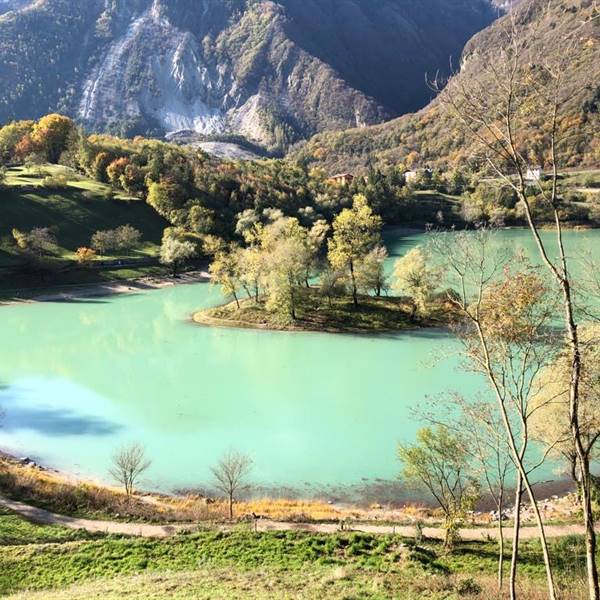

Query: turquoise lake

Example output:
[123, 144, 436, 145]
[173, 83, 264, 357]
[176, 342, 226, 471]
[0, 229, 598, 496]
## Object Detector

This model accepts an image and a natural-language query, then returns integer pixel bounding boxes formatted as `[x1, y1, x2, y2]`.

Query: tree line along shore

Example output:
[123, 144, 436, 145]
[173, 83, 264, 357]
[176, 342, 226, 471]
[0, 112, 598, 295]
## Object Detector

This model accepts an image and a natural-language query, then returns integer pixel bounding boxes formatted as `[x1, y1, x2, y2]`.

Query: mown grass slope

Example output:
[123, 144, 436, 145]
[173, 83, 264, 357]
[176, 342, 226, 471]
[0, 165, 167, 267]
[0, 507, 591, 600]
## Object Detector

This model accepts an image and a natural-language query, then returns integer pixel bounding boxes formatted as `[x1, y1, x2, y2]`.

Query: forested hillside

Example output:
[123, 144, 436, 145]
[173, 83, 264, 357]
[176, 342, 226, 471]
[293, 0, 600, 173]
[1, 113, 597, 283]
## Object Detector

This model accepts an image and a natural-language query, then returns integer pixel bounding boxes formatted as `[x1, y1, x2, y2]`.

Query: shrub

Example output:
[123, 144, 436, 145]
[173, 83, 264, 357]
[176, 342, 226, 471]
[76, 247, 97, 265]
[456, 577, 482, 596]
[42, 174, 69, 189]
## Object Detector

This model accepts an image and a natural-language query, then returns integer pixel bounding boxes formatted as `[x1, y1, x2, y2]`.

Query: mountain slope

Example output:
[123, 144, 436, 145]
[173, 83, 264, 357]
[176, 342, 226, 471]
[293, 0, 600, 172]
[0, 0, 498, 151]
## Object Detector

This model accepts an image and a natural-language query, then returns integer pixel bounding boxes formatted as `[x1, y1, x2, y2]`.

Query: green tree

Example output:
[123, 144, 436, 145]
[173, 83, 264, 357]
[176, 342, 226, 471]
[328, 195, 382, 306]
[160, 232, 196, 276]
[238, 245, 264, 303]
[260, 218, 311, 321]
[393, 247, 439, 320]
[0, 120, 34, 164]
[398, 426, 479, 549]
[446, 168, 469, 195]
[210, 247, 243, 309]
[147, 180, 186, 222]
[188, 204, 216, 236]
[120, 164, 145, 196]
[356, 245, 389, 297]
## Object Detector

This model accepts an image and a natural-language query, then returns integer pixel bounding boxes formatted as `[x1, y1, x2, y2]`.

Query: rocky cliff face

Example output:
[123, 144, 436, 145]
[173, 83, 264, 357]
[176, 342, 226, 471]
[0, 0, 498, 150]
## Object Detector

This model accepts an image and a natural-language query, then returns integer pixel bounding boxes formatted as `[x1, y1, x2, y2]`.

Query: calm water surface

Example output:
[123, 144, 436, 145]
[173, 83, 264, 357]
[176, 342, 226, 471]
[0, 229, 598, 493]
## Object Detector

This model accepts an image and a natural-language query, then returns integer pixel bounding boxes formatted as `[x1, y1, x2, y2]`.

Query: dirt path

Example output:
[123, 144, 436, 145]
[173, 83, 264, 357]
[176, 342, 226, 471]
[258, 519, 594, 541]
[0, 495, 593, 541]
[0, 496, 198, 538]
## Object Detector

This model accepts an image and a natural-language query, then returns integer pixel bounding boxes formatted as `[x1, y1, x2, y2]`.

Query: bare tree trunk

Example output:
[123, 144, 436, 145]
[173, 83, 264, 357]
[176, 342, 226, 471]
[229, 493, 233, 521]
[509, 473, 523, 600]
[475, 324, 557, 600]
[350, 261, 358, 306]
[291, 287, 297, 320]
[580, 454, 600, 600]
[518, 192, 599, 600]
[498, 486, 505, 594]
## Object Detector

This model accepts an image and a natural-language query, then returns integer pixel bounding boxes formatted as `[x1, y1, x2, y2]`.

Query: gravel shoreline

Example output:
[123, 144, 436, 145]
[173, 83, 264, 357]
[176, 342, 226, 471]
[0, 270, 211, 306]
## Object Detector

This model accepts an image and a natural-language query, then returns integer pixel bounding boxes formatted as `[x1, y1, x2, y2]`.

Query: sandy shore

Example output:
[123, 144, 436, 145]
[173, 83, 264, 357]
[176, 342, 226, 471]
[0, 270, 211, 306]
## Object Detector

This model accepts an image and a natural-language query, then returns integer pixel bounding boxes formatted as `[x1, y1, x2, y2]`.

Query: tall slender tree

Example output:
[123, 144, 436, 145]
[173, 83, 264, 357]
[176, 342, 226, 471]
[430, 228, 560, 600]
[433, 4, 600, 596]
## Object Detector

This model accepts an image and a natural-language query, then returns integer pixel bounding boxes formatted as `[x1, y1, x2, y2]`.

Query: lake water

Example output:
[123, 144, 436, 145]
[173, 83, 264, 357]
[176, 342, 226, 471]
[0, 229, 598, 497]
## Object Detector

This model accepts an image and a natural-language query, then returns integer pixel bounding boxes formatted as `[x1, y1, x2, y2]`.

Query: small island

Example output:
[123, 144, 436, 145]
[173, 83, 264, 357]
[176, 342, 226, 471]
[195, 196, 454, 334]
[193, 288, 452, 334]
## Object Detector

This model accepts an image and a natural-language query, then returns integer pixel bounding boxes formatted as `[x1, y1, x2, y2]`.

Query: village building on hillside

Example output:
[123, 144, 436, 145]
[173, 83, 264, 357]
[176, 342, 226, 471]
[525, 167, 543, 183]
[404, 170, 419, 184]
[404, 167, 432, 184]
[329, 173, 355, 186]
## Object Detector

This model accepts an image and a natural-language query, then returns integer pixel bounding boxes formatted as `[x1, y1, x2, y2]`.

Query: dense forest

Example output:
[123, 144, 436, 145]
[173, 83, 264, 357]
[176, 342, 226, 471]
[1, 114, 597, 267]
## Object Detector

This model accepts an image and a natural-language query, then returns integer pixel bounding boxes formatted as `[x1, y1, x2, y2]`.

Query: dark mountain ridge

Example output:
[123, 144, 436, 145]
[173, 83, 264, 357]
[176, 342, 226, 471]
[292, 0, 600, 173]
[0, 0, 499, 151]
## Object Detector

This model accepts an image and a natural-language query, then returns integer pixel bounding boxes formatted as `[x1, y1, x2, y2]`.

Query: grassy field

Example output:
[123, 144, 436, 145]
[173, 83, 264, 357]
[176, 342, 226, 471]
[0, 165, 167, 267]
[194, 289, 453, 334]
[0, 504, 591, 599]
[0, 463, 589, 598]
[560, 168, 600, 189]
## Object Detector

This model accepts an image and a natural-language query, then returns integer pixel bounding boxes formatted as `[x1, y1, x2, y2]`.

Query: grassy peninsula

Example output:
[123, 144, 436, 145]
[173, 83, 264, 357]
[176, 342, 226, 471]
[194, 288, 451, 334]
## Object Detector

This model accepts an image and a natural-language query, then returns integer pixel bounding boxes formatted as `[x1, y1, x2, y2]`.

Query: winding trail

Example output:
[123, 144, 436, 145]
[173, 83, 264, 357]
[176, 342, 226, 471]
[0, 496, 592, 541]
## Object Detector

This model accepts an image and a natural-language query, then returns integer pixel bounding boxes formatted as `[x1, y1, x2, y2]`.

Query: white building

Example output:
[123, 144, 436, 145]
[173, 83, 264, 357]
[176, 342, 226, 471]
[525, 167, 543, 183]
[404, 170, 419, 184]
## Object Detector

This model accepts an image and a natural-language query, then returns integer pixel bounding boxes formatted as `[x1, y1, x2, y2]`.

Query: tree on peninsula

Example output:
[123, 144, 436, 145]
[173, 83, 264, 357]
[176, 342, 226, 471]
[328, 195, 382, 306]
